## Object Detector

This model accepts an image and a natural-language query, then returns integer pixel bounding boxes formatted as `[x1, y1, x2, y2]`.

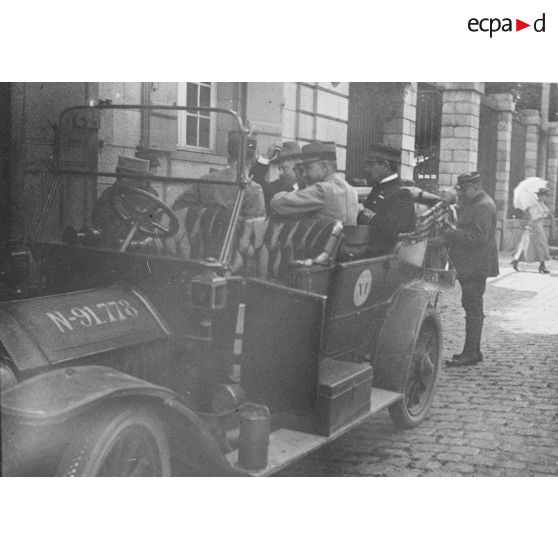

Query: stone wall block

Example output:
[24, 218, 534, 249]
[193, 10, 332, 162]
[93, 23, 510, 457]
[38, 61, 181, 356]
[442, 113, 477, 127]
[454, 127, 478, 139]
[439, 161, 474, 174]
[454, 102, 477, 115]
[452, 150, 474, 162]
[442, 137, 477, 151]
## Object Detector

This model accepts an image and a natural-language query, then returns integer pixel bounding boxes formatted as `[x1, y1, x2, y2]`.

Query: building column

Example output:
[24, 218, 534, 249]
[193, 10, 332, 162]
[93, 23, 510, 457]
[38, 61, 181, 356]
[438, 83, 484, 190]
[381, 83, 417, 180]
[546, 123, 558, 243]
[484, 93, 514, 221]
[520, 109, 541, 178]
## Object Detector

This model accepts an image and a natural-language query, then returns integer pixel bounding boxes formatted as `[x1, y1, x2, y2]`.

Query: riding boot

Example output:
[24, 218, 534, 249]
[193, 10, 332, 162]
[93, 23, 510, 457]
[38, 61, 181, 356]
[475, 316, 484, 362]
[447, 317, 483, 367]
[454, 315, 484, 361]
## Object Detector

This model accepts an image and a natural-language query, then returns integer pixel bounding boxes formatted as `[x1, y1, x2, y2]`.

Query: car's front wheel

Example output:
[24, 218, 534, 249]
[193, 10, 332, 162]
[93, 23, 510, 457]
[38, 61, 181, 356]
[56, 406, 171, 477]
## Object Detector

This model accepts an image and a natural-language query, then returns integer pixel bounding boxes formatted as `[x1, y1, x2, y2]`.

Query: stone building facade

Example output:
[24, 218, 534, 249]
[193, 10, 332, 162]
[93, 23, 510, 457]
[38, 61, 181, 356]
[2, 82, 557, 247]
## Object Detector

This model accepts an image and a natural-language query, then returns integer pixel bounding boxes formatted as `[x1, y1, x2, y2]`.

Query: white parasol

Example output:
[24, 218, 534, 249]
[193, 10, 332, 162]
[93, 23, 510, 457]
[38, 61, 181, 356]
[513, 177, 549, 211]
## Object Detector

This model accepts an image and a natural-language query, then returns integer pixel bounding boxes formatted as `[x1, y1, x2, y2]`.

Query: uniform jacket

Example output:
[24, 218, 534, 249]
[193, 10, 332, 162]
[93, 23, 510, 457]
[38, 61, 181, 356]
[270, 173, 359, 225]
[445, 190, 499, 278]
[172, 166, 265, 219]
[251, 160, 293, 214]
[363, 175, 415, 254]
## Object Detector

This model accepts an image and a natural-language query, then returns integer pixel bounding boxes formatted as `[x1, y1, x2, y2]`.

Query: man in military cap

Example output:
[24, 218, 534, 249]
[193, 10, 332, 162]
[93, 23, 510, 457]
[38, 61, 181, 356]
[444, 171, 499, 367]
[361, 143, 415, 255]
[269, 141, 358, 225]
[172, 131, 265, 219]
[251, 141, 302, 213]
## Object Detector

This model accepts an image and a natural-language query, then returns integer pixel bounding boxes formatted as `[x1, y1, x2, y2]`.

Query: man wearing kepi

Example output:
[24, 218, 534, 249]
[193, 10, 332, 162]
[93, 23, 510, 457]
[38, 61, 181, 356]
[444, 171, 499, 367]
[270, 141, 358, 225]
[251, 141, 302, 213]
[362, 143, 415, 255]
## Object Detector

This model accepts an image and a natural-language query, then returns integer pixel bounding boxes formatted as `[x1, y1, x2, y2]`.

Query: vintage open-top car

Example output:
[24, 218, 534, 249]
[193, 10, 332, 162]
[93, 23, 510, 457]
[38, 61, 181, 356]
[0, 103, 450, 476]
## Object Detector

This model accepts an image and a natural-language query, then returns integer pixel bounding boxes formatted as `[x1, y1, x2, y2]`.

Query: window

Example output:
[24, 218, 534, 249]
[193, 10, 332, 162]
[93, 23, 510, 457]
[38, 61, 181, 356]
[177, 82, 216, 150]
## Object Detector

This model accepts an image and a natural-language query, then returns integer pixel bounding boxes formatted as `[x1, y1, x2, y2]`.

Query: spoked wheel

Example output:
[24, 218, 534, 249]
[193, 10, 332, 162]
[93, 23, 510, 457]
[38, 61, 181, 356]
[388, 309, 442, 429]
[56, 406, 171, 477]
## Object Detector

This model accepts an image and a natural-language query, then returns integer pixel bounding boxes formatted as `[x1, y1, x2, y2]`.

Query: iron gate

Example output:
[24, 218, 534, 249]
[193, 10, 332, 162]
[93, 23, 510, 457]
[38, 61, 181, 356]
[346, 83, 385, 183]
[414, 83, 442, 191]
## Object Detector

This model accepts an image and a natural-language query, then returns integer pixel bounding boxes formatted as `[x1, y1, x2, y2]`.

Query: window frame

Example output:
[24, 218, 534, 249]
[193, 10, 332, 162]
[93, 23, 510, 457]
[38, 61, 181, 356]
[177, 82, 217, 153]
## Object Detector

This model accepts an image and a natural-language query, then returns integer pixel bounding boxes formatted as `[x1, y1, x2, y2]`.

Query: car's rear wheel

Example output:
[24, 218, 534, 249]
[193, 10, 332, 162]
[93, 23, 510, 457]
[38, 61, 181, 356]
[388, 309, 442, 429]
[56, 406, 171, 477]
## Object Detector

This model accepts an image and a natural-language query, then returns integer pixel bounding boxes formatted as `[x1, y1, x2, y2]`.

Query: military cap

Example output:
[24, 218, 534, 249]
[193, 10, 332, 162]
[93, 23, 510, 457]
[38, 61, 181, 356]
[298, 141, 337, 163]
[365, 143, 401, 165]
[274, 141, 302, 163]
[456, 171, 482, 187]
[116, 155, 150, 175]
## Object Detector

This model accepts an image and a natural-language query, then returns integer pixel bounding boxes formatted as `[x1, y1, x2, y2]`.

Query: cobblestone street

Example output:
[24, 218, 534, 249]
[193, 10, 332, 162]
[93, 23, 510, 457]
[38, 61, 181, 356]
[280, 255, 558, 477]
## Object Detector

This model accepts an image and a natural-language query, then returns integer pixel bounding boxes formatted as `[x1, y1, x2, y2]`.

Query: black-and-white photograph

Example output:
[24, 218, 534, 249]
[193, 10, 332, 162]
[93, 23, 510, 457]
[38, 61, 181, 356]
[1, 81, 557, 477]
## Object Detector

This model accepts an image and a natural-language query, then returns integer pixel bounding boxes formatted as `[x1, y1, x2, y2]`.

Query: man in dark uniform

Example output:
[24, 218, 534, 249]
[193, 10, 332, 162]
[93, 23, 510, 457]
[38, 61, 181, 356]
[444, 171, 499, 367]
[362, 143, 415, 255]
[251, 141, 302, 213]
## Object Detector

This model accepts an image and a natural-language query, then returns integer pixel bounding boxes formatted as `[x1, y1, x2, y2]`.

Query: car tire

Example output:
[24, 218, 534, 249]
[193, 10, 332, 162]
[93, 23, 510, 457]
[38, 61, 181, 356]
[388, 308, 442, 429]
[56, 405, 171, 477]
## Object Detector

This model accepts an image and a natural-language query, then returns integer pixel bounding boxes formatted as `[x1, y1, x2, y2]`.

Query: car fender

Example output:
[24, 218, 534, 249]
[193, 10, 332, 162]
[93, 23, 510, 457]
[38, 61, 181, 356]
[1, 365, 237, 474]
[373, 280, 441, 391]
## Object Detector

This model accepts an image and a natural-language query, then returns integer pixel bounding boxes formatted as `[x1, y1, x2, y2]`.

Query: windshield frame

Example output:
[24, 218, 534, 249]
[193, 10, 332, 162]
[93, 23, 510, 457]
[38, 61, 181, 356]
[34, 103, 251, 268]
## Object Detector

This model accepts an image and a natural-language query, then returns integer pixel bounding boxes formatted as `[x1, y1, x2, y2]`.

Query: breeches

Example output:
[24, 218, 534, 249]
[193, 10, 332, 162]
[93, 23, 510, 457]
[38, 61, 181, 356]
[458, 276, 487, 318]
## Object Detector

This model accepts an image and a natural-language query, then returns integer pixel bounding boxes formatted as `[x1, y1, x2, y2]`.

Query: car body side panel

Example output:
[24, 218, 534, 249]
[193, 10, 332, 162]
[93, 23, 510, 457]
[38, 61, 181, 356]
[322, 255, 392, 357]
[322, 255, 425, 358]
[241, 278, 327, 415]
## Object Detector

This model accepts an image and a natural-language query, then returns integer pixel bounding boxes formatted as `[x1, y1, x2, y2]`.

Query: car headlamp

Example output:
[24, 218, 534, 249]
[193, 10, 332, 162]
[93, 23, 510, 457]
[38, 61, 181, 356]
[190, 271, 227, 310]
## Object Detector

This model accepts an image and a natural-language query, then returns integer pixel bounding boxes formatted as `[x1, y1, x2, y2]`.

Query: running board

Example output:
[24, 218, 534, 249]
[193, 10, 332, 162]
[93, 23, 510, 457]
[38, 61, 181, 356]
[226, 387, 402, 476]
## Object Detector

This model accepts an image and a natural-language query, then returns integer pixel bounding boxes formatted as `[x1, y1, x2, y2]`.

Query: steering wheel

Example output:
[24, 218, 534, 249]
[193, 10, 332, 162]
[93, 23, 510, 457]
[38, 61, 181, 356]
[108, 185, 179, 252]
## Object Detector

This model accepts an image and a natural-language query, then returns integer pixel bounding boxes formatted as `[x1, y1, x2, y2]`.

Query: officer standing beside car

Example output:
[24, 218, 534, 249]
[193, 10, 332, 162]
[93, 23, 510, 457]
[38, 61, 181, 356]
[443, 171, 499, 367]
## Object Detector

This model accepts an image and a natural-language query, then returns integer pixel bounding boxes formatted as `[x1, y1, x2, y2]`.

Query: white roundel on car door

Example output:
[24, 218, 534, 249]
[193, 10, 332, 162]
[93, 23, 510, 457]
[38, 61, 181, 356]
[353, 269, 372, 307]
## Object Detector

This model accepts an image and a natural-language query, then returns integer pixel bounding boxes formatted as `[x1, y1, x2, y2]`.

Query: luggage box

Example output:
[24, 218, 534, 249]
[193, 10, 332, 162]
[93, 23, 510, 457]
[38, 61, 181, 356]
[317, 359, 373, 436]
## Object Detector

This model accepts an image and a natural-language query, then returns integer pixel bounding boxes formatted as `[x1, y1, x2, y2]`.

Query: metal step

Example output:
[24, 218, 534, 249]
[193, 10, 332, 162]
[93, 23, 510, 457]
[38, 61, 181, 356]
[369, 386, 403, 414]
[225, 387, 402, 476]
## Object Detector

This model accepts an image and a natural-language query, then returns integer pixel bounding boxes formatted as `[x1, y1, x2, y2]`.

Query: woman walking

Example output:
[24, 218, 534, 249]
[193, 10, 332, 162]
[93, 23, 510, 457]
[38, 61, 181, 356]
[511, 177, 551, 273]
